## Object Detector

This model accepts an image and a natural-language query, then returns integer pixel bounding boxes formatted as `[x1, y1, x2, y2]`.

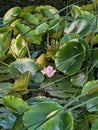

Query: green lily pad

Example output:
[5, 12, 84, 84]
[0, 29, 11, 50]
[33, 72, 45, 83]
[35, 22, 49, 34]
[9, 58, 41, 76]
[41, 74, 80, 99]
[82, 80, 98, 96]
[86, 97, 98, 112]
[35, 5, 59, 18]
[49, 18, 60, 30]
[10, 19, 22, 27]
[64, 18, 91, 37]
[3, 6, 21, 25]
[0, 83, 12, 97]
[65, 10, 96, 37]
[91, 118, 98, 130]
[55, 41, 86, 75]
[23, 101, 73, 130]
[40, 8, 53, 17]
[61, 33, 80, 45]
[0, 28, 11, 58]
[8, 71, 32, 95]
[2, 95, 30, 115]
[20, 6, 36, 16]
[71, 72, 87, 86]
[92, 48, 98, 68]
[23, 101, 61, 130]
[16, 23, 42, 44]
[70, 5, 83, 19]
[42, 111, 73, 130]
[23, 13, 39, 25]
[11, 34, 27, 58]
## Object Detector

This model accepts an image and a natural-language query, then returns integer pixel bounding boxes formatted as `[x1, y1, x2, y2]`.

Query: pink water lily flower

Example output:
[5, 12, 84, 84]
[41, 65, 56, 78]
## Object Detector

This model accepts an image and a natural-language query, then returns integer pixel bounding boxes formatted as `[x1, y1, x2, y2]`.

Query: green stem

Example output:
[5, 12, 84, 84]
[0, 61, 9, 67]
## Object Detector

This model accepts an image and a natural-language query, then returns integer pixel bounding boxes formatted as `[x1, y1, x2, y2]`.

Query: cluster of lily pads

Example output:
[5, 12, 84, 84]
[0, 3, 98, 130]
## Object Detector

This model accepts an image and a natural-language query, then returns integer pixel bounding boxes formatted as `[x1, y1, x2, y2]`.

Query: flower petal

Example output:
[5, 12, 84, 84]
[41, 65, 56, 77]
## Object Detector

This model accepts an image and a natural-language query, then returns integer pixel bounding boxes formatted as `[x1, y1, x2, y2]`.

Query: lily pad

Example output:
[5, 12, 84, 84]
[86, 97, 98, 112]
[55, 41, 86, 75]
[91, 118, 98, 130]
[16, 23, 42, 44]
[82, 80, 98, 96]
[8, 71, 32, 95]
[3, 7, 21, 25]
[40, 8, 53, 17]
[70, 5, 83, 19]
[92, 48, 98, 68]
[23, 13, 39, 25]
[23, 101, 61, 129]
[9, 58, 41, 76]
[23, 101, 73, 130]
[64, 18, 91, 37]
[35, 22, 49, 34]
[0, 83, 12, 97]
[61, 33, 80, 45]
[71, 72, 87, 86]
[42, 111, 73, 130]
[11, 34, 27, 58]
[2, 95, 30, 115]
